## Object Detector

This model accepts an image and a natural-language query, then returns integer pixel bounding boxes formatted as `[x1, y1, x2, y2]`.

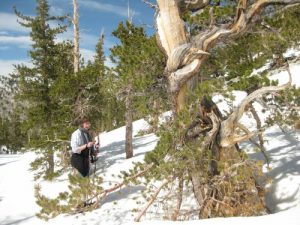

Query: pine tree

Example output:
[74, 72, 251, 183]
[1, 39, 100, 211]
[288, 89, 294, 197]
[33, 33, 110, 222]
[0, 116, 10, 152]
[92, 33, 125, 131]
[13, 0, 70, 179]
[33, 22, 167, 220]
[0, 75, 26, 153]
[110, 21, 166, 158]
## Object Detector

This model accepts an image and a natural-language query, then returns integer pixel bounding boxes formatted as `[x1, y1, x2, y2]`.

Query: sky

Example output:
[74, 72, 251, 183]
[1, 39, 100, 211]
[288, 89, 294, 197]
[0, 0, 156, 77]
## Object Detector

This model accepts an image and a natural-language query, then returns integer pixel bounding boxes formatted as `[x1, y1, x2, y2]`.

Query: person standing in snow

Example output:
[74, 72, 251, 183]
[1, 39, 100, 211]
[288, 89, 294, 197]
[70, 117, 99, 177]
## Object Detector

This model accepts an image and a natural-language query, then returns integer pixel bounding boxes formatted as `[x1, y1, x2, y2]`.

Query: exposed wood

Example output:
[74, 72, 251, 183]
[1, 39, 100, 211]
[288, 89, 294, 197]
[141, 0, 158, 9]
[193, 0, 300, 52]
[134, 179, 170, 222]
[156, 0, 188, 57]
[205, 111, 221, 175]
[156, 0, 300, 112]
[209, 7, 215, 28]
[186, 97, 223, 209]
[171, 177, 184, 220]
[203, 112, 220, 148]
[237, 122, 269, 165]
[85, 163, 154, 206]
[190, 170, 205, 210]
[220, 66, 292, 148]
[73, 0, 80, 74]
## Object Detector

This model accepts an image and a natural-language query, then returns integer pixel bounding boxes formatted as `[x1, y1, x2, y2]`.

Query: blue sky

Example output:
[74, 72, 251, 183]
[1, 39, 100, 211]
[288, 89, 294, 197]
[0, 0, 156, 76]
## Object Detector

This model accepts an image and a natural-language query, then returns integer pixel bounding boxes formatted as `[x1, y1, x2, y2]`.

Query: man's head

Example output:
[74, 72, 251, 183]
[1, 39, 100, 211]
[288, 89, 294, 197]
[79, 116, 91, 130]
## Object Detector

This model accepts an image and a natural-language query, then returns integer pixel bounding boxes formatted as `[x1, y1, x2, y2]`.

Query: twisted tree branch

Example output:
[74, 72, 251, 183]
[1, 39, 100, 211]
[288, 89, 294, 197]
[220, 65, 292, 148]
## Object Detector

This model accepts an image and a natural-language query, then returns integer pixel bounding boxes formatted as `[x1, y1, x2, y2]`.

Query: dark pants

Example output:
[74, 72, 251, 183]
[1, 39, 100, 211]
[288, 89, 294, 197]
[71, 153, 89, 177]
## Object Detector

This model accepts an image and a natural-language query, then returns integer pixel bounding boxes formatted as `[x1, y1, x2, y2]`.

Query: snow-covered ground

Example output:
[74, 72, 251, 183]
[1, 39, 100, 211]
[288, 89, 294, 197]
[0, 62, 299, 225]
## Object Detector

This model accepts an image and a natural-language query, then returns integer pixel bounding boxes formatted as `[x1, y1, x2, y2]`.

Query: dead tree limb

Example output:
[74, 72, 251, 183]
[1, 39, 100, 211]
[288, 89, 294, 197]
[72, 0, 80, 74]
[85, 163, 154, 207]
[249, 103, 270, 166]
[171, 177, 184, 220]
[134, 179, 171, 222]
[237, 122, 270, 164]
[141, 0, 158, 9]
[220, 65, 292, 148]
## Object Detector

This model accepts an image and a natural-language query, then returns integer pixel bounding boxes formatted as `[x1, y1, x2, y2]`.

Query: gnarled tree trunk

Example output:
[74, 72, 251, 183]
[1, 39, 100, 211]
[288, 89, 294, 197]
[155, 0, 295, 218]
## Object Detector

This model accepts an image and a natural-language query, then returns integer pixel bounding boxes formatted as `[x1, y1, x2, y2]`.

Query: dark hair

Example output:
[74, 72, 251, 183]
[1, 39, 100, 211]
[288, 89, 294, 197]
[77, 116, 90, 126]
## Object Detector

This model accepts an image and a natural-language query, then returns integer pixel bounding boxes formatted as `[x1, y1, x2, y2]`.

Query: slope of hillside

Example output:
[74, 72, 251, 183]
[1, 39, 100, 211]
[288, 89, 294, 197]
[0, 61, 299, 225]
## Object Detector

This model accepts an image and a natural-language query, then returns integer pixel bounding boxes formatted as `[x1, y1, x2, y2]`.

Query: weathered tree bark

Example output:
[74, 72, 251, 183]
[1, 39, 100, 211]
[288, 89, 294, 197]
[73, 0, 80, 74]
[187, 97, 222, 216]
[156, 0, 207, 112]
[155, 0, 296, 218]
[156, 0, 300, 112]
[125, 94, 133, 159]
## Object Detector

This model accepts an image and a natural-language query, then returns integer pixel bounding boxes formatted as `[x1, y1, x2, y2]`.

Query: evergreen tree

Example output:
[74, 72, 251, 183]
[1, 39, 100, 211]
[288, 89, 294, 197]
[92, 34, 125, 131]
[13, 0, 70, 179]
[110, 21, 166, 158]
[0, 116, 10, 152]
[0, 75, 26, 153]
[34, 22, 167, 219]
[0, 76, 12, 146]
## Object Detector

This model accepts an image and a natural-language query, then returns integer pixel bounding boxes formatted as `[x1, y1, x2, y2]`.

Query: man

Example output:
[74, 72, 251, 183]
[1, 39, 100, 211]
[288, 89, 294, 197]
[70, 117, 99, 177]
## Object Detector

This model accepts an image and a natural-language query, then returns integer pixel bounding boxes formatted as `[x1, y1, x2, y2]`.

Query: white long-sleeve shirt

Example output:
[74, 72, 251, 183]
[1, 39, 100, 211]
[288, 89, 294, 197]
[70, 129, 85, 154]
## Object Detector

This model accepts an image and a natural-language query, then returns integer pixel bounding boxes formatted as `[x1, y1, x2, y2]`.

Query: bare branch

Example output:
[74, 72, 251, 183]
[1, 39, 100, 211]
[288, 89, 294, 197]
[85, 164, 154, 206]
[134, 179, 171, 222]
[231, 130, 263, 144]
[232, 65, 292, 123]
[44, 139, 70, 144]
[193, 0, 300, 51]
[236, 123, 267, 150]
[220, 65, 292, 148]
[141, 0, 158, 9]
[171, 177, 184, 220]
[73, 0, 80, 74]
